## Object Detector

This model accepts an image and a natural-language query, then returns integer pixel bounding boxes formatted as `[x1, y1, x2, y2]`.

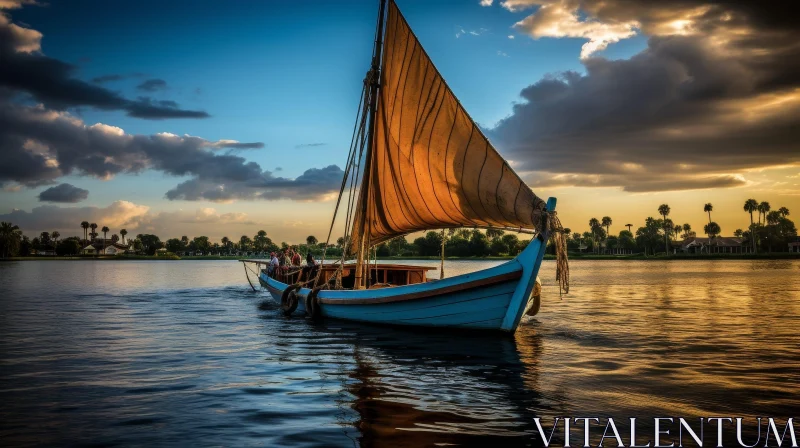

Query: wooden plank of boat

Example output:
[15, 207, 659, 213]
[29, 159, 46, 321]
[317, 270, 522, 305]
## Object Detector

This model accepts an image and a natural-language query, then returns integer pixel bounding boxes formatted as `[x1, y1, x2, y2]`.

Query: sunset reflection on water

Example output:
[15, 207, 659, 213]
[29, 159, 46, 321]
[1, 259, 798, 446]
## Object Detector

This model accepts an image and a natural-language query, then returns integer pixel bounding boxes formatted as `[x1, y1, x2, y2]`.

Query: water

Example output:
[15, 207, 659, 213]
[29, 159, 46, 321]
[1, 259, 798, 447]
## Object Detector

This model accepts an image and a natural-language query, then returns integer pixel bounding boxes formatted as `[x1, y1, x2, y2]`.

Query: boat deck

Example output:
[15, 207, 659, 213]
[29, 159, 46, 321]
[255, 262, 437, 289]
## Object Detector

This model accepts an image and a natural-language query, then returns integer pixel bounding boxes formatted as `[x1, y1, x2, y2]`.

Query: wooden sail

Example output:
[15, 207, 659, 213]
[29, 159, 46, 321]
[354, 0, 548, 248]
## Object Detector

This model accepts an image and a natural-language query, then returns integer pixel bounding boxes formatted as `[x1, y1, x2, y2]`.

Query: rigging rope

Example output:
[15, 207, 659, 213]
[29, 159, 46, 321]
[313, 68, 375, 291]
[542, 210, 570, 295]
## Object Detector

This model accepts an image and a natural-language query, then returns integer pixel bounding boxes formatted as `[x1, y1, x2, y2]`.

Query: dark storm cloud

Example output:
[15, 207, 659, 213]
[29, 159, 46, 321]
[0, 201, 150, 234]
[0, 4, 339, 203]
[91, 74, 125, 84]
[165, 165, 345, 202]
[37, 183, 89, 203]
[136, 78, 167, 92]
[91, 73, 146, 84]
[0, 100, 339, 200]
[0, 14, 208, 119]
[523, 172, 747, 193]
[490, 0, 800, 192]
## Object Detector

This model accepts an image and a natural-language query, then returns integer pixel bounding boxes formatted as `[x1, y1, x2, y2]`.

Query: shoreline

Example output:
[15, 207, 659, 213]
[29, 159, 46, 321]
[3, 253, 799, 261]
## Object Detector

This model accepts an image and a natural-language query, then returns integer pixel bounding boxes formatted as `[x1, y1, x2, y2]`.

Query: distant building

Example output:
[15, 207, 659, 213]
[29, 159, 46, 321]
[789, 237, 800, 253]
[37, 245, 57, 256]
[678, 236, 750, 254]
[82, 239, 129, 255]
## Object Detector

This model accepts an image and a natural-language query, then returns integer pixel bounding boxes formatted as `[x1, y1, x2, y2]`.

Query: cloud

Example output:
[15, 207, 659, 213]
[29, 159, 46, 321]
[0, 201, 262, 237]
[488, 1, 800, 193]
[503, 0, 800, 58]
[455, 27, 488, 38]
[136, 78, 167, 92]
[523, 172, 748, 193]
[91, 74, 125, 84]
[164, 164, 345, 202]
[0, 100, 339, 200]
[91, 73, 146, 84]
[144, 208, 256, 226]
[0, 200, 150, 234]
[38, 183, 89, 203]
[0, 1, 39, 10]
[0, 1, 338, 205]
[480, 0, 493, 6]
[0, 9, 40, 52]
[511, 2, 637, 58]
[205, 139, 264, 150]
[0, 13, 208, 119]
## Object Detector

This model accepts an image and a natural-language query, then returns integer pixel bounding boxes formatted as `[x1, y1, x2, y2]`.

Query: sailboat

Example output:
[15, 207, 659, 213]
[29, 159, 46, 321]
[242, 0, 568, 333]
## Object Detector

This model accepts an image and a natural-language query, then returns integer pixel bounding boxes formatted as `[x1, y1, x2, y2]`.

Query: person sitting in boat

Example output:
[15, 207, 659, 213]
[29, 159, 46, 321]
[301, 253, 318, 281]
[267, 252, 279, 277]
[291, 249, 301, 266]
[279, 249, 289, 266]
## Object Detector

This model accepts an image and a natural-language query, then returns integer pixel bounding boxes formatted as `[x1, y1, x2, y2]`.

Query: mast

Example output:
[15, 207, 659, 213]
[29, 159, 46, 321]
[354, 0, 388, 289]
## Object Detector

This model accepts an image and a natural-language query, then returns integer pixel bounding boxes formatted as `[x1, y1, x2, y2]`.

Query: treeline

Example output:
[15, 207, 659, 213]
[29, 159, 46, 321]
[3, 198, 795, 260]
[0, 222, 531, 259]
[571, 201, 796, 255]
[375, 228, 530, 257]
[0, 224, 87, 257]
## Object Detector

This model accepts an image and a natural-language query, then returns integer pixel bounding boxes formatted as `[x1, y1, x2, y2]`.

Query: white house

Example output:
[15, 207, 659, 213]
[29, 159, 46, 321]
[82, 240, 129, 255]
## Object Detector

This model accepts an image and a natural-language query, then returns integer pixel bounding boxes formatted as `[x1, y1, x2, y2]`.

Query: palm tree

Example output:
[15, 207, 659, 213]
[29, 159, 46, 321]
[221, 236, 230, 254]
[601, 216, 612, 254]
[90, 223, 97, 243]
[40, 231, 50, 245]
[120, 228, 128, 244]
[757, 201, 770, 224]
[658, 204, 670, 254]
[81, 221, 89, 247]
[743, 199, 758, 253]
[704, 222, 721, 252]
[766, 210, 781, 225]
[625, 223, 633, 233]
[778, 207, 789, 218]
[51, 231, 60, 252]
[486, 227, 504, 241]
[0, 222, 22, 258]
[101, 226, 109, 253]
[673, 224, 682, 241]
[682, 223, 692, 239]
[703, 203, 713, 224]
[589, 218, 600, 253]
[734, 229, 743, 238]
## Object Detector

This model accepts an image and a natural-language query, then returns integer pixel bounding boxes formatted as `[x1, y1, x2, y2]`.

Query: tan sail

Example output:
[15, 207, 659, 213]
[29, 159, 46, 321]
[356, 0, 547, 248]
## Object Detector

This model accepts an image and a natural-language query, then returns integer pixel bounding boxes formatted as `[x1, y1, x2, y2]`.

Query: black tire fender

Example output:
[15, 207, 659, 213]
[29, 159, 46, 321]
[307, 287, 323, 321]
[304, 291, 314, 317]
[280, 285, 300, 315]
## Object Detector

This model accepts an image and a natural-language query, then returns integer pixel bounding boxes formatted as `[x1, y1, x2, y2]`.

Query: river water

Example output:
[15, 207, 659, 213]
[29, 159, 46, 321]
[1, 259, 798, 447]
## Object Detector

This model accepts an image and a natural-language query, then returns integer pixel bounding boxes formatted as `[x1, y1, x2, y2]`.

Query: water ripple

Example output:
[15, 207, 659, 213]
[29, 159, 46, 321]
[0, 259, 798, 447]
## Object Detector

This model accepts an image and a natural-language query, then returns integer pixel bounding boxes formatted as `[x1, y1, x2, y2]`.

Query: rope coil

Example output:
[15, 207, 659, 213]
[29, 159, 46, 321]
[547, 211, 570, 296]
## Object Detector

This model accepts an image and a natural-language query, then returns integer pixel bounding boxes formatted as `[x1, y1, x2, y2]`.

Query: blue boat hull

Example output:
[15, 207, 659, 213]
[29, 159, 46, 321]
[258, 198, 556, 333]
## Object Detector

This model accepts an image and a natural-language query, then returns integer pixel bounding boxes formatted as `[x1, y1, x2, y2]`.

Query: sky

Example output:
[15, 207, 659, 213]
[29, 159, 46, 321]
[0, 0, 798, 243]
